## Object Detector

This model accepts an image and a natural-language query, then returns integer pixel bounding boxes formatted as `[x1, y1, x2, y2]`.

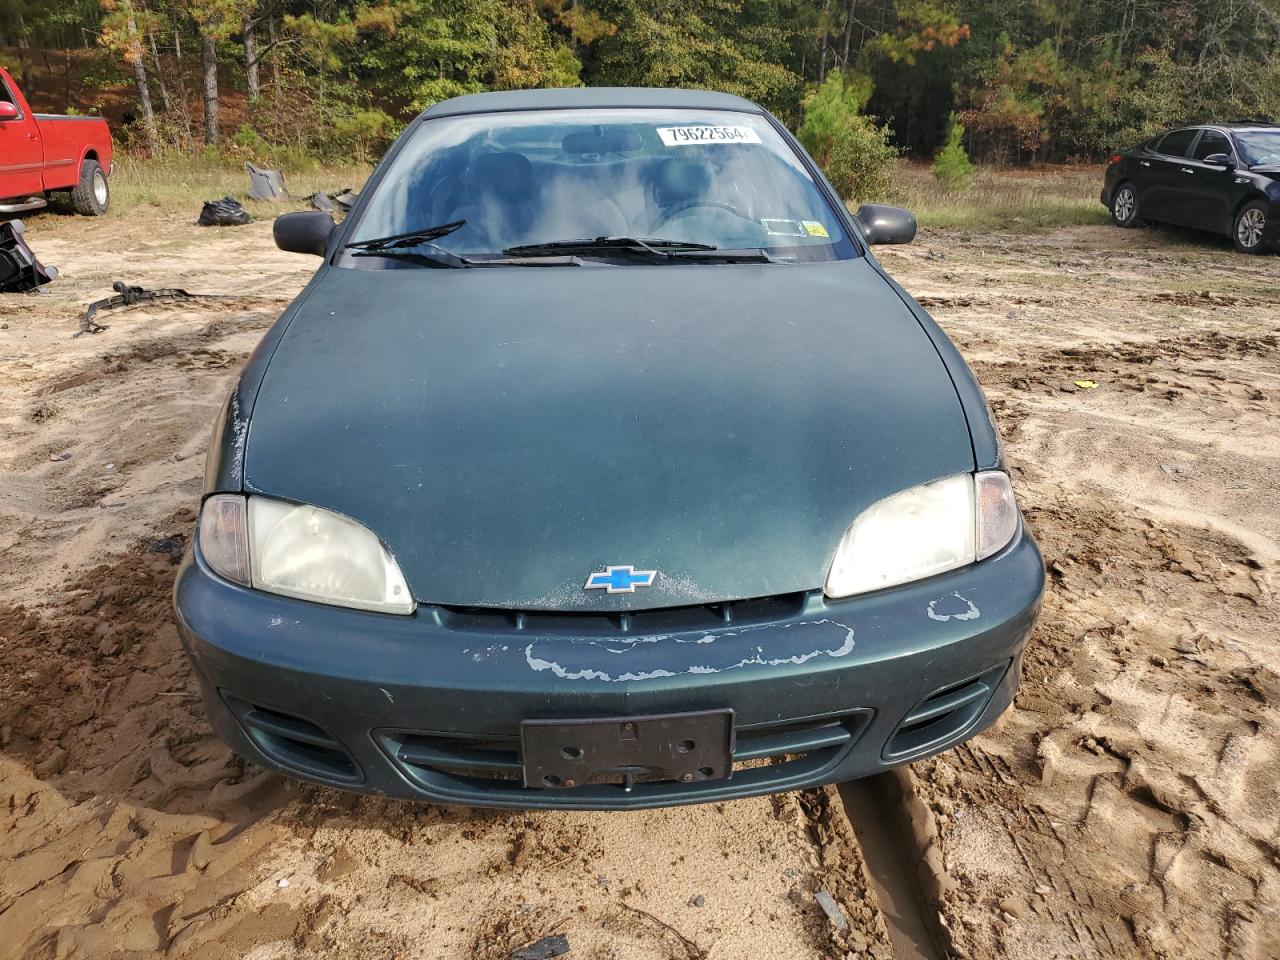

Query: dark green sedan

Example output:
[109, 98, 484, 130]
[174, 87, 1044, 809]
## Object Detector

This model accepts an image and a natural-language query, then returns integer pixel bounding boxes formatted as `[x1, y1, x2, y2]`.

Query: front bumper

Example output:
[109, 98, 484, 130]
[175, 531, 1044, 809]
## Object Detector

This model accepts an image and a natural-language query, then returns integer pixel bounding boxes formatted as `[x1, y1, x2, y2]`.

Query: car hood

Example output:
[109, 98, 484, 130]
[244, 260, 974, 610]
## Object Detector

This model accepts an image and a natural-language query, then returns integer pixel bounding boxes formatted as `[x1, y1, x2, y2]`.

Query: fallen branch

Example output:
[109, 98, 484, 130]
[619, 904, 706, 960]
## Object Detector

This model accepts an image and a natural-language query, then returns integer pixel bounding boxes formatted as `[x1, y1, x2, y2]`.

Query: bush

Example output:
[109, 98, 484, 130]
[331, 109, 397, 163]
[824, 119, 897, 202]
[228, 124, 321, 174]
[797, 73, 896, 202]
[932, 114, 975, 189]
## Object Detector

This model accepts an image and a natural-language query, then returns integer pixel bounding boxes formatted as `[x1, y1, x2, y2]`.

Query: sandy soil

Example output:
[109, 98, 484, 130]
[874, 231, 1280, 960]
[1, 210, 1277, 960]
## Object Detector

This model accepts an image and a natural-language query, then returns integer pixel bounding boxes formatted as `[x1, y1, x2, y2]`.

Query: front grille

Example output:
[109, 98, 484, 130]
[882, 662, 1009, 761]
[431, 592, 809, 638]
[376, 710, 871, 799]
[223, 693, 362, 784]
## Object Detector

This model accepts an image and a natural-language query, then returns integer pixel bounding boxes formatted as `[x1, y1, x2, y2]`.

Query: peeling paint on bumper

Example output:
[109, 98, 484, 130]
[174, 531, 1044, 809]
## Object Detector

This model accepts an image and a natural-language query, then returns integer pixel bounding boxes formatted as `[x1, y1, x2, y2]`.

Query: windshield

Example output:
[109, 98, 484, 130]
[345, 108, 854, 264]
[1236, 130, 1280, 166]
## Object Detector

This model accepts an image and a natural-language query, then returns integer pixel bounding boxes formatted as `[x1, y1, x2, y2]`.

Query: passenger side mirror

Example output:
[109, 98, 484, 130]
[0, 102, 20, 122]
[854, 204, 917, 245]
[274, 211, 335, 256]
[1202, 153, 1235, 170]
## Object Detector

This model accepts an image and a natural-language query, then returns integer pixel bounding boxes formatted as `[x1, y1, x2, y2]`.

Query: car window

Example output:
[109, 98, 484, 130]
[0, 79, 16, 109]
[1235, 130, 1280, 166]
[1192, 130, 1232, 161]
[1156, 128, 1197, 158]
[346, 107, 855, 263]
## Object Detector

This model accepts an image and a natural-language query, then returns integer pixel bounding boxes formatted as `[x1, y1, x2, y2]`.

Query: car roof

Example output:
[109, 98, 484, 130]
[420, 87, 765, 120]
[1162, 121, 1279, 133]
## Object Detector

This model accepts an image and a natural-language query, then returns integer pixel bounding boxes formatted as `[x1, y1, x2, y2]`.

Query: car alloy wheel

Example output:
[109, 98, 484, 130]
[1236, 207, 1266, 251]
[1113, 186, 1136, 226]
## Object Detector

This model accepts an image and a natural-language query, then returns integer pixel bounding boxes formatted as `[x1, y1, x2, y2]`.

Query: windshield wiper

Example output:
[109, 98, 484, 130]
[503, 237, 717, 258]
[346, 219, 468, 251]
[503, 236, 780, 263]
[348, 247, 471, 269]
[348, 245, 586, 270]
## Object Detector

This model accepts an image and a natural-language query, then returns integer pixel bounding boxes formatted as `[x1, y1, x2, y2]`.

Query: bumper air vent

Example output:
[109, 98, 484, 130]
[883, 662, 1009, 762]
[376, 710, 871, 799]
[223, 692, 362, 784]
[432, 592, 808, 637]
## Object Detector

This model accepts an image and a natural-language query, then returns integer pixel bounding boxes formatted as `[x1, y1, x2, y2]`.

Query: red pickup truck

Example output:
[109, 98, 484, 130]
[0, 67, 114, 216]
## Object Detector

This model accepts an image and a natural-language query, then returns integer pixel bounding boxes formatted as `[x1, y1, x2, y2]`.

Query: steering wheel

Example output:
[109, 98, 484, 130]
[650, 199, 752, 230]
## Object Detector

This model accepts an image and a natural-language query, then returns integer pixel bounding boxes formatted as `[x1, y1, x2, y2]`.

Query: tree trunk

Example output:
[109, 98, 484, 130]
[840, 0, 856, 71]
[817, 0, 830, 83]
[268, 17, 282, 124]
[173, 25, 193, 140]
[146, 27, 174, 116]
[15, 13, 34, 98]
[201, 31, 219, 146]
[242, 13, 260, 100]
[126, 12, 161, 155]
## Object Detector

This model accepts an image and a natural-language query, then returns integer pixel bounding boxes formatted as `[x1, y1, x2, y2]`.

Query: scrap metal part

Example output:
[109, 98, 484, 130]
[246, 162, 288, 201]
[78, 281, 243, 336]
[509, 934, 570, 960]
[0, 220, 59, 293]
[310, 189, 359, 213]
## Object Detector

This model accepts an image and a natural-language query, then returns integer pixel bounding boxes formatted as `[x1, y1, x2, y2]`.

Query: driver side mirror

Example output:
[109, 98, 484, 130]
[0, 102, 20, 122]
[274, 211, 335, 256]
[854, 204, 917, 245]
[1202, 152, 1235, 170]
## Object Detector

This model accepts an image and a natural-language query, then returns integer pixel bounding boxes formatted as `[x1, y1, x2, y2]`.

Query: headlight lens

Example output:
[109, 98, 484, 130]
[197, 495, 413, 614]
[198, 494, 250, 586]
[975, 470, 1019, 560]
[824, 471, 1019, 599]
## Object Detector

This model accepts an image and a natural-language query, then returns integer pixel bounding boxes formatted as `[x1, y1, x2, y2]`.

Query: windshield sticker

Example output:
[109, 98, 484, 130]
[801, 220, 830, 238]
[657, 125, 762, 147]
[761, 218, 806, 237]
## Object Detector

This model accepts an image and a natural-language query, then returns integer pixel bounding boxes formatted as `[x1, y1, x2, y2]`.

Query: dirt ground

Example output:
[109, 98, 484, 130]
[0, 210, 1277, 960]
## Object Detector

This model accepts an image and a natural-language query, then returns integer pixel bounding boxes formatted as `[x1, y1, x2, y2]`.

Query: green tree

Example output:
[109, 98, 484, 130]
[932, 111, 974, 187]
[578, 0, 808, 121]
[797, 71, 896, 201]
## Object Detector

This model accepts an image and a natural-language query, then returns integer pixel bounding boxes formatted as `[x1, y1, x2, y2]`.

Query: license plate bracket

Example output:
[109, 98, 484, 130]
[521, 710, 734, 789]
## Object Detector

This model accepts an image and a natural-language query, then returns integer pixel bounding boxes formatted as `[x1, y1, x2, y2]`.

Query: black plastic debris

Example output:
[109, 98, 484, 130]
[0, 220, 59, 292]
[78, 280, 247, 336]
[246, 162, 288, 201]
[310, 192, 335, 213]
[198, 197, 253, 227]
[147, 534, 187, 559]
[332, 189, 359, 210]
[509, 934, 569, 960]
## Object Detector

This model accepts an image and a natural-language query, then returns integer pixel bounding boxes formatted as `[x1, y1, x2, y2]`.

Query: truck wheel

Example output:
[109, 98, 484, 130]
[70, 159, 109, 216]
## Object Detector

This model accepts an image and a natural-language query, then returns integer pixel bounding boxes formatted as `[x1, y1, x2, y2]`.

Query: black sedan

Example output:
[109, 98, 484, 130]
[175, 87, 1044, 809]
[1102, 122, 1280, 253]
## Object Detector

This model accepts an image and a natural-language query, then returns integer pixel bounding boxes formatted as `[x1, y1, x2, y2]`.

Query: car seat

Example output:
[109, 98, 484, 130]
[446, 151, 541, 248]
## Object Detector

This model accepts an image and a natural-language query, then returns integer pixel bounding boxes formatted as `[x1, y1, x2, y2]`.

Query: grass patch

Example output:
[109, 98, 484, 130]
[105, 154, 1108, 234]
[107, 155, 374, 221]
[873, 161, 1111, 232]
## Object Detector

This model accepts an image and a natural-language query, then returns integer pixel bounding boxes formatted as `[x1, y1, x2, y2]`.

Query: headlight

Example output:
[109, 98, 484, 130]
[824, 471, 1019, 599]
[197, 494, 414, 614]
